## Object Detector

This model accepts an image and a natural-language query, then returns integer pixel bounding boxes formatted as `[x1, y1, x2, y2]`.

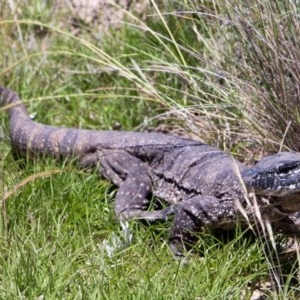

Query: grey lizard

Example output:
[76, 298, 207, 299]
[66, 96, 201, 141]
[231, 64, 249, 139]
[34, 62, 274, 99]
[2, 86, 300, 255]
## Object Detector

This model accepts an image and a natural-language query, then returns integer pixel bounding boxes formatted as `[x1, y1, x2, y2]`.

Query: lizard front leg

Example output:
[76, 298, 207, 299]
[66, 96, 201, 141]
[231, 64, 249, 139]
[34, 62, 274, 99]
[169, 195, 237, 256]
[98, 149, 174, 221]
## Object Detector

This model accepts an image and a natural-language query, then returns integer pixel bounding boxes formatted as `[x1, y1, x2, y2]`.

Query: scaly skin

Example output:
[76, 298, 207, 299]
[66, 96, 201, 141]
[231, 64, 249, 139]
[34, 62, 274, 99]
[2, 86, 300, 255]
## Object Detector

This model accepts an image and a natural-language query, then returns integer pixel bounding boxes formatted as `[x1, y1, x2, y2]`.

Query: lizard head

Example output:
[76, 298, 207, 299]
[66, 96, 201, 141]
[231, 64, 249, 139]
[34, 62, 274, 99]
[242, 152, 300, 196]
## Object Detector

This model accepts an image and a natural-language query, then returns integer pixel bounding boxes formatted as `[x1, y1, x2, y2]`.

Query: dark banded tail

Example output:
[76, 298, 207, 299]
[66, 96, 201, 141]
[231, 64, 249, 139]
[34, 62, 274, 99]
[0, 86, 28, 117]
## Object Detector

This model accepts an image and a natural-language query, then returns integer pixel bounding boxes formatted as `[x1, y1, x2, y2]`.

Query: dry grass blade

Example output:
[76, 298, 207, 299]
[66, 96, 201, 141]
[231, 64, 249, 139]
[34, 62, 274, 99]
[2, 169, 63, 204]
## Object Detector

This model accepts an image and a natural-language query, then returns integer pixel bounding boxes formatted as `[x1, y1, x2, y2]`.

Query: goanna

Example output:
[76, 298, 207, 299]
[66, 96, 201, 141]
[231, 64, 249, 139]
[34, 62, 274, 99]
[2, 86, 300, 255]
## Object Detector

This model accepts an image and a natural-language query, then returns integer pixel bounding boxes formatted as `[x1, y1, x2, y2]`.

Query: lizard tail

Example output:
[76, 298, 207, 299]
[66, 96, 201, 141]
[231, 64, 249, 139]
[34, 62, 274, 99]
[0, 86, 90, 157]
[0, 86, 45, 156]
[0, 86, 29, 117]
[0, 86, 21, 105]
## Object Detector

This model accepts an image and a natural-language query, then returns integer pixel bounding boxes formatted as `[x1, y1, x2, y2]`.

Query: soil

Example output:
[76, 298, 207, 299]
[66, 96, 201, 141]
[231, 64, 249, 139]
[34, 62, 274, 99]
[66, 0, 152, 35]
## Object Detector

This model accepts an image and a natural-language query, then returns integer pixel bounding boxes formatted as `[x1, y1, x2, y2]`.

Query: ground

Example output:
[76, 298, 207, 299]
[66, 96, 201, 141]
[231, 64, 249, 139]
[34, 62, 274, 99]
[61, 0, 151, 36]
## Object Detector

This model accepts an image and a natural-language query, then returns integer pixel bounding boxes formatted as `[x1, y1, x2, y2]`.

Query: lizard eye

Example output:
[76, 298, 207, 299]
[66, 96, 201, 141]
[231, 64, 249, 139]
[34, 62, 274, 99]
[277, 165, 291, 175]
[277, 161, 300, 176]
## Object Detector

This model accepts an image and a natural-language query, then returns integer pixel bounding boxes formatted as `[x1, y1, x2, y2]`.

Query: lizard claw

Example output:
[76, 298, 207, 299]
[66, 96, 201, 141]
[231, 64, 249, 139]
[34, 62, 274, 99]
[162, 205, 177, 221]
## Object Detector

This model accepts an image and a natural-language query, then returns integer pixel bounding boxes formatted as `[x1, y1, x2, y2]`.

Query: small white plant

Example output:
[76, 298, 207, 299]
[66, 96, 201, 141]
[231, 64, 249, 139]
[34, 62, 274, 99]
[98, 221, 133, 258]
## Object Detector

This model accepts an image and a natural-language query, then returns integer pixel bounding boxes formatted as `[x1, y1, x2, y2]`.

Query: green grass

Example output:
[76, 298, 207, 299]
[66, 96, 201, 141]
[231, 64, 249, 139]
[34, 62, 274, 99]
[0, 158, 271, 299]
[1, 0, 300, 298]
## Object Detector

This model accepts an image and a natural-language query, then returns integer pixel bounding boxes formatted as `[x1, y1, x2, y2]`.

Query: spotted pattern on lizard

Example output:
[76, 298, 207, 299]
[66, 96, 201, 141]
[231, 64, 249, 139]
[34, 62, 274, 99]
[2, 86, 300, 255]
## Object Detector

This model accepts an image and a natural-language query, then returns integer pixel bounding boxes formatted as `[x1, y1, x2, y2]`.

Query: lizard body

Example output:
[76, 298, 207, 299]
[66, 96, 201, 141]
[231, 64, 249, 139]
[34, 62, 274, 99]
[2, 86, 300, 255]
